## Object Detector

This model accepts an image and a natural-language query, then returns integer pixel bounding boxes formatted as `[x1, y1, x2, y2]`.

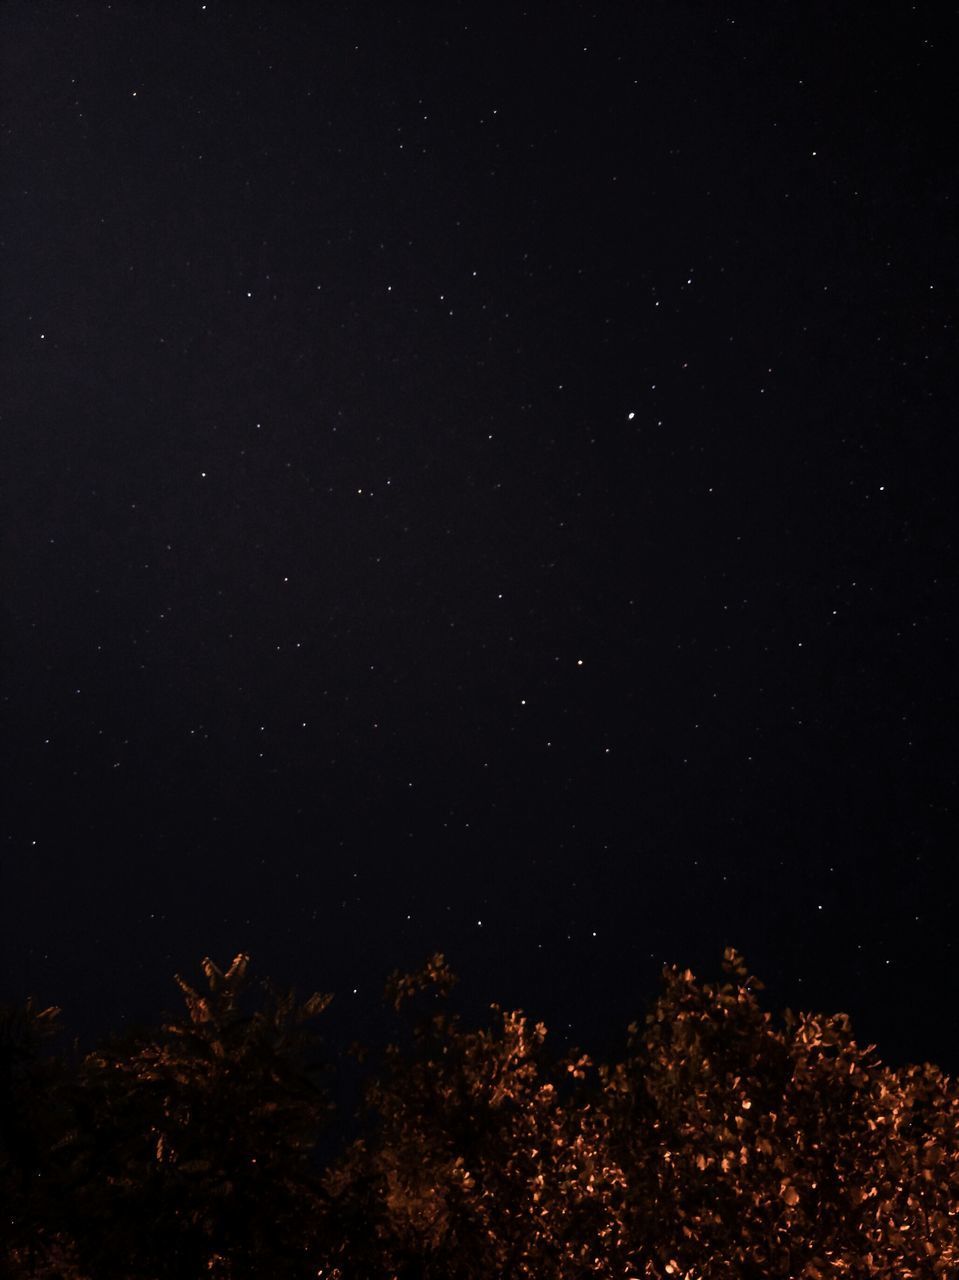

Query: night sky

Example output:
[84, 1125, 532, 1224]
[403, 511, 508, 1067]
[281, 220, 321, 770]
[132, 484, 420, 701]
[2, 2, 956, 1078]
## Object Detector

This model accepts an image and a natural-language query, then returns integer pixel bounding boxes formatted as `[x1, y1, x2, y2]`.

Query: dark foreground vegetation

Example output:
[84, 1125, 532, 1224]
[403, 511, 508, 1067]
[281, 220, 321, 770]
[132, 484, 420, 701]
[2, 946, 957, 1278]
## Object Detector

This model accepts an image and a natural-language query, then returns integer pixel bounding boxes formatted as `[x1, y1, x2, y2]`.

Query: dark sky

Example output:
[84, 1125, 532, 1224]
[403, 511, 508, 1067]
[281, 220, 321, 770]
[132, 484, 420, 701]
[2, 2, 956, 1077]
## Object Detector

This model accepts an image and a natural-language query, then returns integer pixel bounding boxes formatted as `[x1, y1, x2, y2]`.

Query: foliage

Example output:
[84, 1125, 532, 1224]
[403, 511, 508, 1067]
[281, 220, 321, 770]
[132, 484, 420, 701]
[4, 953, 335, 1279]
[2, 946, 957, 1277]
[0, 994, 77, 1277]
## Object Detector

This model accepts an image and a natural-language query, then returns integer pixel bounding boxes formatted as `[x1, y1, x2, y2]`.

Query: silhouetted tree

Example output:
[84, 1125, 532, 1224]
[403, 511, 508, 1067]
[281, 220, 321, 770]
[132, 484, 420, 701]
[12, 953, 336, 1279]
[0, 995, 82, 1278]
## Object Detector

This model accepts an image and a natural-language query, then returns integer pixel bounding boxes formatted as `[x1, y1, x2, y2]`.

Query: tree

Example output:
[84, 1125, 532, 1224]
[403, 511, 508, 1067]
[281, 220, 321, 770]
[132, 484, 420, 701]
[3, 944, 958, 1278]
[321, 951, 627, 1278]
[0, 995, 82, 1278]
[321, 947, 959, 1278]
[34, 953, 336, 1279]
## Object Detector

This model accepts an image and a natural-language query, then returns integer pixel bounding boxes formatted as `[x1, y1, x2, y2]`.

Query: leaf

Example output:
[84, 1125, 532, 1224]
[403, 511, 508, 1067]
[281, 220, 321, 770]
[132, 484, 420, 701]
[224, 953, 250, 986]
[202, 957, 224, 991]
[298, 991, 334, 1022]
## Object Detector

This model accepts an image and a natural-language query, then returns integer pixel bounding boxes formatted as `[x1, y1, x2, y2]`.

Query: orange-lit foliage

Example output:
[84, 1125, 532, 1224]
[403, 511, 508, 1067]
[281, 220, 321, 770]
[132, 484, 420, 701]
[323, 952, 626, 1277]
[2, 947, 957, 1278]
[598, 948, 958, 1278]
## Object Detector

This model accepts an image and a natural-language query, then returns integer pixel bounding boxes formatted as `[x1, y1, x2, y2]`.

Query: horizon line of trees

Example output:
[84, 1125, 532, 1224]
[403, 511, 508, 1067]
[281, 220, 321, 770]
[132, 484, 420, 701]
[2, 945, 957, 1278]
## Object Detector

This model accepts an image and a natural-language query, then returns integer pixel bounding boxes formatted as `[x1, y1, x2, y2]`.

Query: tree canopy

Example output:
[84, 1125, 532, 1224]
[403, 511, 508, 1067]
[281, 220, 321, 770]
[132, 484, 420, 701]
[3, 946, 957, 1277]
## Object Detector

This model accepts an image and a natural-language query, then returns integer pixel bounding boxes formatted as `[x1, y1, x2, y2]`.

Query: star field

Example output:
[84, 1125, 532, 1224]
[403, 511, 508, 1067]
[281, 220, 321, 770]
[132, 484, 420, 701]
[1, 2, 956, 1073]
